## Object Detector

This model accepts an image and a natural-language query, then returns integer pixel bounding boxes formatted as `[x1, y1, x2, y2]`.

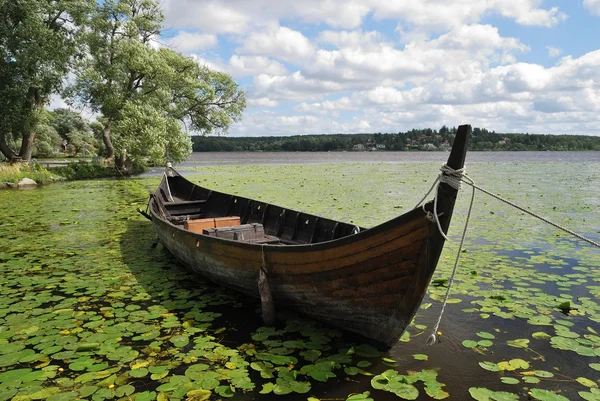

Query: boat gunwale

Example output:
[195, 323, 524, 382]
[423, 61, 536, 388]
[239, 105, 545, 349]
[149, 180, 433, 253]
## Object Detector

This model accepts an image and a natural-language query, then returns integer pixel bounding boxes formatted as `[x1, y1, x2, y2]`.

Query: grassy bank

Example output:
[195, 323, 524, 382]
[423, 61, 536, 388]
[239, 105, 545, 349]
[0, 162, 60, 185]
[53, 160, 146, 180]
[1, 160, 147, 185]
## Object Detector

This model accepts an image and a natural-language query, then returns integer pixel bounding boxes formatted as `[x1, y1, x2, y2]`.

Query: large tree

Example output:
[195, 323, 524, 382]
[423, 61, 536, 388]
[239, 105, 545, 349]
[0, 0, 91, 161]
[68, 0, 245, 167]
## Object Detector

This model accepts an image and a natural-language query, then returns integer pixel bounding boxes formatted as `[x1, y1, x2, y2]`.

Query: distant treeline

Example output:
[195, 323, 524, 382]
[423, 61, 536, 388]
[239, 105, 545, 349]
[192, 127, 600, 152]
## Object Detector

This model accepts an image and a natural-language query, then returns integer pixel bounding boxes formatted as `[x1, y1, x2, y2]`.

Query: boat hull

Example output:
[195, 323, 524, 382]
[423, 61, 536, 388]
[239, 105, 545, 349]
[153, 203, 437, 347]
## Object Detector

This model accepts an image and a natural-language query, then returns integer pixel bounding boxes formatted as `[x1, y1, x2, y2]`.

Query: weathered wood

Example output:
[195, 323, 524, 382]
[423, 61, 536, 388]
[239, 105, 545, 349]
[147, 126, 470, 348]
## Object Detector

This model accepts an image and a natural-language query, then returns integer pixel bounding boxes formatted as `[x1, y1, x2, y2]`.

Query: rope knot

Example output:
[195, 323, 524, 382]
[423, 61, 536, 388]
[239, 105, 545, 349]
[439, 164, 465, 191]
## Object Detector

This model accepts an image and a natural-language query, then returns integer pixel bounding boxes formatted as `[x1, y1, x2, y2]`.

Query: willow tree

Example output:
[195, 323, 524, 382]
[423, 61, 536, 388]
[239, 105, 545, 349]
[68, 0, 245, 167]
[0, 0, 91, 161]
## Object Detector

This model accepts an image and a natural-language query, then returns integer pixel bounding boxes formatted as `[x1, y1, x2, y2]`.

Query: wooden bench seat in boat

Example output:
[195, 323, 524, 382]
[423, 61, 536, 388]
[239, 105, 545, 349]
[184, 216, 241, 233]
[164, 199, 207, 216]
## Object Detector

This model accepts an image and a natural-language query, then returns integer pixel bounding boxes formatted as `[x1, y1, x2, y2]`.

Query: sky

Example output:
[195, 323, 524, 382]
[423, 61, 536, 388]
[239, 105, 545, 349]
[56, 1, 600, 137]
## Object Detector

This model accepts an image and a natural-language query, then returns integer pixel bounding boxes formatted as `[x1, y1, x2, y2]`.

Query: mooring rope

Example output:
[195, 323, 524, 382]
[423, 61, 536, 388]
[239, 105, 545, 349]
[460, 179, 600, 249]
[422, 163, 600, 345]
[414, 165, 466, 240]
[417, 165, 474, 345]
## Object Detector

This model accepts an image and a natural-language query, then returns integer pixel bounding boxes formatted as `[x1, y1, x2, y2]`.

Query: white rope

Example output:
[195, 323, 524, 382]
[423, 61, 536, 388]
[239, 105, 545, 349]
[422, 164, 600, 345]
[423, 166, 474, 345]
[414, 164, 466, 241]
[460, 179, 600, 249]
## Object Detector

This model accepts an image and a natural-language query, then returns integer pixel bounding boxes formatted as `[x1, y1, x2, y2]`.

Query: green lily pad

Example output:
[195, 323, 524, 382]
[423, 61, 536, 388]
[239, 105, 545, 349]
[529, 388, 569, 401]
[479, 361, 500, 372]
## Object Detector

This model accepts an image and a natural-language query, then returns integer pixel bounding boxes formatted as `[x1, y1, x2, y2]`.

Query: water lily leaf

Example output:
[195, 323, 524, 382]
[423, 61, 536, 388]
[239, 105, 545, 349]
[578, 390, 600, 401]
[527, 316, 553, 326]
[529, 388, 569, 401]
[0, 368, 32, 383]
[387, 383, 419, 400]
[47, 392, 78, 401]
[184, 364, 209, 380]
[522, 377, 540, 384]
[413, 354, 428, 361]
[259, 383, 274, 394]
[357, 361, 372, 368]
[509, 359, 529, 369]
[186, 389, 211, 401]
[477, 340, 493, 347]
[590, 363, 600, 371]
[134, 391, 157, 401]
[28, 387, 61, 399]
[78, 386, 98, 397]
[215, 385, 234, 398]
[343, 366, 358, 376]
[576, 377, 598, 388]
[506, 339, 529, 348]
[115, 385, 135, 397]
[347, 392, 374, 401]
[476, 332, 495, 339]
[150, 372, 168, 381]
[534, 370, 554, 378]
[532, 332, 551, 340]
[299, 349, 321, 362]
[74, 370, 111, 383]
[290, 380, 311, 394]
[489, 392, 519, 401]
[170, 335, 189, 348]
[469, 387, 493, 401]
[130, 368, 148, 378]
[462, 340, 478, 348]
[479, 361, 500, 372]
[382, 357, 398, 366]
[201, 378, 220, 390]
[309, 370, 336, 382]
[500, 377, 519, 384]
[425, 385, 449, 400]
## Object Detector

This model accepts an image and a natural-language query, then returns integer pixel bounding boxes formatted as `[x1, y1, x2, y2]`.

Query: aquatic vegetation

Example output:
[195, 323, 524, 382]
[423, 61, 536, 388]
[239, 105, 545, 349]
[0, 160, 599, 400]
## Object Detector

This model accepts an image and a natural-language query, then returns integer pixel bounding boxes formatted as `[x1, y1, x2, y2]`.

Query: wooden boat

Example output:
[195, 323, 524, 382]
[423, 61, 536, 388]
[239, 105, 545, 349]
[141, 125, 470, 348]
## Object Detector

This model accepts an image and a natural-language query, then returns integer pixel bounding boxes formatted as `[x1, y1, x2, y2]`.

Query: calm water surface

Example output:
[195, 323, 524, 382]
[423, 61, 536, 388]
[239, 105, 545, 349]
[1, 152, 599, 401]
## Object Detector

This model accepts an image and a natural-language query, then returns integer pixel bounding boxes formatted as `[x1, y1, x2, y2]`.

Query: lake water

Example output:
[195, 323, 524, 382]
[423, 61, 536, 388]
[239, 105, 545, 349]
[1, 152, 599, 401]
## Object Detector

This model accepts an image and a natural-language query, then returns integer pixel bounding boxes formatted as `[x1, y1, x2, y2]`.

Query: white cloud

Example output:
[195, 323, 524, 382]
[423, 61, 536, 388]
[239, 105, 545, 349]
[317, 30, 385, 49]
[247, 98, 279, 108]
[166, 31, 217, 53]
[584, 0, 600, 15]
[163, 1, 565, 34]
[150, 1, 600, 136]
[492, 2, 566, 27]
[162, 1, 251, 33]
[252, 72, 345, 101]
[369, 0, 564, 31]
[239, 26, 315, 64]
[228, 56, 288, 77]
[547, 46, 562, 57]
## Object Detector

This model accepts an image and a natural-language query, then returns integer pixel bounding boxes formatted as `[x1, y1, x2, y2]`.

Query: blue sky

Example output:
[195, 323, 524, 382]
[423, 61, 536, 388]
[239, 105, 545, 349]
[129, 1, 600, 136]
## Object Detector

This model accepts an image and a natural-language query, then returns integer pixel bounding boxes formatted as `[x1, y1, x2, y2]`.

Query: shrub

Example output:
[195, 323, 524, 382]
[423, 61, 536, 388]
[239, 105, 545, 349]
[53, 160, 147, 180]
[0, 161, 59, 185]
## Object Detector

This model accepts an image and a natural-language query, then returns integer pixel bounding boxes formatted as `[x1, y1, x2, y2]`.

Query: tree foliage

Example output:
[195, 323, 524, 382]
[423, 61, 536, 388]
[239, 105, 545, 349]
[0, 0, 92, 161]
[67, 0, 245, 168]
[191, 128, 600, 152]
